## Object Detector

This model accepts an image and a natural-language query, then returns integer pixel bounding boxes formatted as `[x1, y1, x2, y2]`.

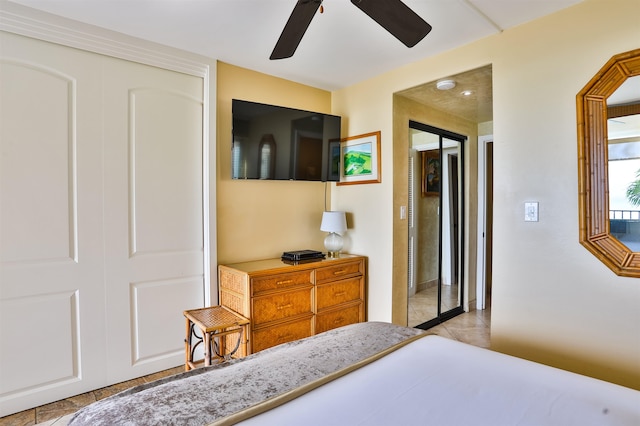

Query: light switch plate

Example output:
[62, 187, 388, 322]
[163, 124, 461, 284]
[525, 202, 539, 222]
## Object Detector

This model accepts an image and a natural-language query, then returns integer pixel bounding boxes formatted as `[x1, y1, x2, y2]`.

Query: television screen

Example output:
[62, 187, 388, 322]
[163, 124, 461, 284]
[232, 99, 342, 181]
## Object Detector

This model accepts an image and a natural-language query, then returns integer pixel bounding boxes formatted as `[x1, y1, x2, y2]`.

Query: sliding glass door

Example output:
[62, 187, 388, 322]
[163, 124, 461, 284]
[408, 121, 465, 329]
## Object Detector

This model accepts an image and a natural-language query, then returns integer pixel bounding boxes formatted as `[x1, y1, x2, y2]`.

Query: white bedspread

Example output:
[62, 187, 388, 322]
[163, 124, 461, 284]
[239, 335, 640, 426]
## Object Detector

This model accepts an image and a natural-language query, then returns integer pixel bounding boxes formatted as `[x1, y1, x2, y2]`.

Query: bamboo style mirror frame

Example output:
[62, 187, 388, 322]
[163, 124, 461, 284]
[577, 48, 640, 277]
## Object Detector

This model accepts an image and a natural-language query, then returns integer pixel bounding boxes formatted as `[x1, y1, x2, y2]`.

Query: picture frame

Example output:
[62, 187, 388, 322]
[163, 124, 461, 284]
[421, 150, 440, 196]
[337, 131, 381, 185]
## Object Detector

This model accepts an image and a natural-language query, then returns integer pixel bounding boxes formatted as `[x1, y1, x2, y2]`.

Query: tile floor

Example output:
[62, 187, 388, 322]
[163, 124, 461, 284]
[409, 285, 491, 349]
[0, 365, 185, 426]
[421, 306, 491, 349]
[1, 309, 490, 426]
[408, 283, 462, 327]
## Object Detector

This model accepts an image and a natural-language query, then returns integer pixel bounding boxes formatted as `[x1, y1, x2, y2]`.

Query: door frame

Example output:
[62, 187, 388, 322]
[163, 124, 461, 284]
[476, 135, 493, 310]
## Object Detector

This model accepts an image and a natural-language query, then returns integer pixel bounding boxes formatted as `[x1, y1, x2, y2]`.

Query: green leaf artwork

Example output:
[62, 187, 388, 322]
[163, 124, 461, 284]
[343, 142, 372, 176]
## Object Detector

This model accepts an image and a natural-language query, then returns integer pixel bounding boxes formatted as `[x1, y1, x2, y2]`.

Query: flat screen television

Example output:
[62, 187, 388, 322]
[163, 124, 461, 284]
[232, 99, 342, 181]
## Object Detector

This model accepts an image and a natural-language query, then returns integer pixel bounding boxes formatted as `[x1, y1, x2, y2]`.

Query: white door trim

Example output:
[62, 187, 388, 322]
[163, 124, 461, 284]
[476, 135, 493, 310]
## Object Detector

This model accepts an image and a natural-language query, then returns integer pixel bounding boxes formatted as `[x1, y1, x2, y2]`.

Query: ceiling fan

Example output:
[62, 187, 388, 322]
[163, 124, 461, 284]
[270, 0, 432, 60]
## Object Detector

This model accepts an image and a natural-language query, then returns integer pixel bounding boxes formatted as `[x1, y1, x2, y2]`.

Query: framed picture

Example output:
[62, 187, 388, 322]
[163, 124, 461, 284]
[337, 131, 381, 185]
[421, 150, 440, 196]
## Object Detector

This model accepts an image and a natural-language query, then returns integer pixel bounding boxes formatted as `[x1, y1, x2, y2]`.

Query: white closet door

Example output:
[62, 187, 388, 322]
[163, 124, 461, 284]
[0, 31, 206, 415]
[101, 58, 205, 382]
[0, 33, 107, 414]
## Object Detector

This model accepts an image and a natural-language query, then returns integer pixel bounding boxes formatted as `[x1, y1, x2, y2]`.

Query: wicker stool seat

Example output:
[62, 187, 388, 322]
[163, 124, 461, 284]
[183, 305, 249, 371]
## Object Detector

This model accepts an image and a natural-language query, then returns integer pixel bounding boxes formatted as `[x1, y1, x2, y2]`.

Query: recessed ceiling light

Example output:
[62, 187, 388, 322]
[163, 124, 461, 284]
[436, 79, 456, 90]
[461, 90, 473, 96]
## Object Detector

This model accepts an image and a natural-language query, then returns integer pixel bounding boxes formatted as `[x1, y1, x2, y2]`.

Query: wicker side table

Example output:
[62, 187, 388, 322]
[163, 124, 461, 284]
[183, 305, 250, 371]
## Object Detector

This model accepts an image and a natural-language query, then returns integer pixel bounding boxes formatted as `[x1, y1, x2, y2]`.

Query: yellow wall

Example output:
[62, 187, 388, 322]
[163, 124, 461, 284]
[216, 62, 333, 265]
[215, 0, 640, 390]
[332, 0, 640, 389]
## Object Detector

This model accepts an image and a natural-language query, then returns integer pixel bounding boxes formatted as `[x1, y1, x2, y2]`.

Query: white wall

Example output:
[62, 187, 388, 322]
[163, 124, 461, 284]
[332, 0, 640, 389]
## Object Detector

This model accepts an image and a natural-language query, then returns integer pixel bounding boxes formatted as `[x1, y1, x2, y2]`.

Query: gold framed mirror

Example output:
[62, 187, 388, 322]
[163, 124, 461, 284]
[577, 48, 640, 276]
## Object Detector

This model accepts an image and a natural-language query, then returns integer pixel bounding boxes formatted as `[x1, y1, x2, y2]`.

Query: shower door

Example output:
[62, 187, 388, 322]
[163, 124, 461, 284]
[408, 121, 465, 329]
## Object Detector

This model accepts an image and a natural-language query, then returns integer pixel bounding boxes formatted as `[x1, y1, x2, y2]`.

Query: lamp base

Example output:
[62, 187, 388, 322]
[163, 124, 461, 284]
[324, 232, 343, 259]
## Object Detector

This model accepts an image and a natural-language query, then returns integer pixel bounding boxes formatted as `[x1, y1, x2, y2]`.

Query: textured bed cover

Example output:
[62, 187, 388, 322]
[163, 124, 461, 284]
[68, 321, 640, 425]
[68, 322, 425, 425]
[240, 334, 640, 426]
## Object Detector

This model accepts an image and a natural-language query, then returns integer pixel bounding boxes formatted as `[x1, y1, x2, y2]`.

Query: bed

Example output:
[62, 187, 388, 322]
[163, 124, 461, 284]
[68, 322, 640, 426]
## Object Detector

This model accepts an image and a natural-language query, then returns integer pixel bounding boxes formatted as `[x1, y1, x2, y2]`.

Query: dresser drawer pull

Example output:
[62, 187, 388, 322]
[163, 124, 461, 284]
[277, 333, 294, 342]
[276, 303, 293, 310]
[276, 279, 293, 286]
[333, 269, 347, 275]
[334, 291, 347, 297]
[333, 317, 344, 324]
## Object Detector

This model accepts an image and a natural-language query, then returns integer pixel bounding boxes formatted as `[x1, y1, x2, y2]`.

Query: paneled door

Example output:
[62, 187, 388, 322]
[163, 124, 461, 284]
[101, 58, 205, 384]
[1, 33, 109, 415]
[0, 32, 206, 415]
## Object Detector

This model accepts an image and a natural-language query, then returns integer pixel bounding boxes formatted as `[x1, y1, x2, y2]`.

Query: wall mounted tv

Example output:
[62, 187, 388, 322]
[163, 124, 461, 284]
[232, 99, 342, 181]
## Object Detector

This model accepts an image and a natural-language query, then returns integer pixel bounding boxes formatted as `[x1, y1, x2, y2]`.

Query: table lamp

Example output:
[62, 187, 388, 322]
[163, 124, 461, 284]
[320, 211, 347, 258]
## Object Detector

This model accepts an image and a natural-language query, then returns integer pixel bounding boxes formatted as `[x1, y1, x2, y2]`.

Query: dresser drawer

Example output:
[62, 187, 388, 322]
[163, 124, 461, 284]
[315, 260, 363, 283]
[251, 270, 313, 295]
[251, 316, 313, 352]
[316, 277, 362, 310]
[219, 255, 366, 355]
[315, 304, 362, 334]
[252, 287, 313, 326]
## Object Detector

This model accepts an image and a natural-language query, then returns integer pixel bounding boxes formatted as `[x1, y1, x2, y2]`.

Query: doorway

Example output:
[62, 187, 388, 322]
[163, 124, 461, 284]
[408, 121, 466, 328]
[477, 136, 493, 309]
[391, 64, 493, 328]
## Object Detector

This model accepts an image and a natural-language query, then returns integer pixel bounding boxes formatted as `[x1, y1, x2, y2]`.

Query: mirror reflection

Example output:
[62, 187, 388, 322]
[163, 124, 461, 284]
[407, 122, 464, 328]
[607, 76, 640, 251]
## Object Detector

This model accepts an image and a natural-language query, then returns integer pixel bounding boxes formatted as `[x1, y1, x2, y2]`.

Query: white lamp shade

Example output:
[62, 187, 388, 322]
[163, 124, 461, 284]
[320, 211, 347, 234]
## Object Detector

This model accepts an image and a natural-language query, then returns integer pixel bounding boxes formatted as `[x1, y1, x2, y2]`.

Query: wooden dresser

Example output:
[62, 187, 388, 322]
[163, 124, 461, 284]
[218, 254, 366, 355]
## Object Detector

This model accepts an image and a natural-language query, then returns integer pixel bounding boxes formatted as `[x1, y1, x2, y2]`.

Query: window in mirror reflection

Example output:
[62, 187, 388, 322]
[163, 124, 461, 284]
[609, 138, 640, 251]
[607, 74, 640, 251]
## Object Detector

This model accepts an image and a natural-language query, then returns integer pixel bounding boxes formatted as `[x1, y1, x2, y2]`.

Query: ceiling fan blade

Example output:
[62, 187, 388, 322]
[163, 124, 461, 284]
[351, 0, 432, 48]
[271, 0, 323, 60]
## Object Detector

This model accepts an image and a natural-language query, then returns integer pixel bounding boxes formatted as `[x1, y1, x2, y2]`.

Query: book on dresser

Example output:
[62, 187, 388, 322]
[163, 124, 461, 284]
[218, 254, 366, 355]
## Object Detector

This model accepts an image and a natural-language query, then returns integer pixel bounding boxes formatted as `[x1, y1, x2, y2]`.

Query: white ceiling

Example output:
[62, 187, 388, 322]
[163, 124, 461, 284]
[6, 0, 583, 91]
